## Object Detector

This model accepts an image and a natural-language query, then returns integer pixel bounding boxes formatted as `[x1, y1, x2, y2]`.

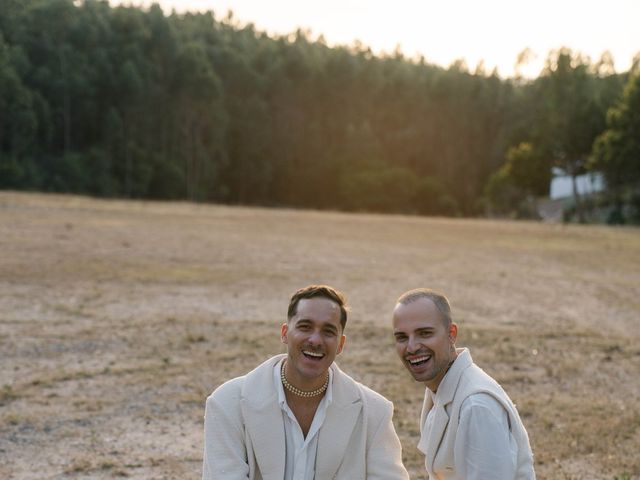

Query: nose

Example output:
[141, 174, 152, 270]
[308, 329, 323, 345]
[407, 335, 420, 353]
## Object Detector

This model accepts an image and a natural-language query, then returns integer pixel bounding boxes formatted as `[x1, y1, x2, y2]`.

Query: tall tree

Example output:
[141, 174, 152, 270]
[591, 73, 640, 212]
[0, 34, 38, 187]
[525, 49, 609, 221]
[0, 1, 629, 220]
[484, 142, 550, 217]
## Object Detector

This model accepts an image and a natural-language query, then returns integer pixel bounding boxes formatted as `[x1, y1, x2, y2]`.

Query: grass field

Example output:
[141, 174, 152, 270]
[1, 191, 639, 479]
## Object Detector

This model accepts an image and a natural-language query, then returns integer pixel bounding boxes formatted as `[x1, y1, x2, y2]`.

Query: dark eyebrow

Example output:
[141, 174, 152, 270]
[393, 327, 434, 337]
[415, 327, 435, 333]
[295, 319, 339, 333]
[323, 323, 338, 333]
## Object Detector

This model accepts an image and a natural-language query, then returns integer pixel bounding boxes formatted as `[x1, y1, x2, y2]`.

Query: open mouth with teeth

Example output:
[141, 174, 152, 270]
[407, 354, 431, 367]
[302, 350, 325, 361]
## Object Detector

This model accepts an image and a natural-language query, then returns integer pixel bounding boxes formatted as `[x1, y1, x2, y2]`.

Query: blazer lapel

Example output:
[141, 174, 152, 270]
[241, 355, 286, 480]
[315, 364, 363, 480]
[424, 401, 449, 473]
[422, 348, 471, 473]
[242, 399, 285, 480]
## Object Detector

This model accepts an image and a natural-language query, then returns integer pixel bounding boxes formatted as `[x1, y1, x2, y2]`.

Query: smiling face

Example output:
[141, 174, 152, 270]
[281, 297, 346, 389]
[392, 297, 457, 391]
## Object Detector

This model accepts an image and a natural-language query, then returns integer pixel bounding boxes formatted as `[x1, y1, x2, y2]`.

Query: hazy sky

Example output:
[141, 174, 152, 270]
[110, 0, 640, 78]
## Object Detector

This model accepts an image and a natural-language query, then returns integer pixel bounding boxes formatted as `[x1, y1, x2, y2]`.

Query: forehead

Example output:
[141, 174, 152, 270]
[393, 298, 444, 331]
[293, 297, 342, 327]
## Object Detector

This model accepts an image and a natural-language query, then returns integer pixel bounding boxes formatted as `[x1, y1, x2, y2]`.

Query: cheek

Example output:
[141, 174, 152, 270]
[436, 340, 450, 353]
[331, 336, 344, 353]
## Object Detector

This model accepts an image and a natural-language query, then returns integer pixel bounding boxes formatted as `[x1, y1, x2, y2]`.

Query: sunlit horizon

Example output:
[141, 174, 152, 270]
[108, 0, 639, 78]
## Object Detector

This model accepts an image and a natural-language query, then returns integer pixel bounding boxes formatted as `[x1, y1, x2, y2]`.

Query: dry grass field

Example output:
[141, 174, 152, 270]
[1, 191, 639, 479]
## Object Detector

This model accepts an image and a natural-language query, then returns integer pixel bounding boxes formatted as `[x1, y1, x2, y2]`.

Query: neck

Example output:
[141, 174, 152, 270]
[427, 358, 456, 393]
[282, 361, 329, 398]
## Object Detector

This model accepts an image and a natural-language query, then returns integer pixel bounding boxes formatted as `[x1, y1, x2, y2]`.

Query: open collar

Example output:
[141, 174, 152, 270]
[421, 348, 472, 472]
[240, 355, 363, 480]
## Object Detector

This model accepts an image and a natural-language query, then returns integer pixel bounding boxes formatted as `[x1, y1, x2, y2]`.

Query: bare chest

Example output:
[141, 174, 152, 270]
[288, 398, 322, 438]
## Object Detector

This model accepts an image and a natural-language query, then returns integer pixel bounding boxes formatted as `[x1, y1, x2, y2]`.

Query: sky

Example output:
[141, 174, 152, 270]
[110, 0, 640, 78]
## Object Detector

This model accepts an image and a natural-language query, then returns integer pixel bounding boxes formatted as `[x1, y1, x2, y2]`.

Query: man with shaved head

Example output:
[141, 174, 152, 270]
[203, 284, 409, 480]
[392, 288, 535, 479]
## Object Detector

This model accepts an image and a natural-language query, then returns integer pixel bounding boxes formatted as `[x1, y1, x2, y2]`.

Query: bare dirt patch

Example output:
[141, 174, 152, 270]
[1, 192, 639, 479]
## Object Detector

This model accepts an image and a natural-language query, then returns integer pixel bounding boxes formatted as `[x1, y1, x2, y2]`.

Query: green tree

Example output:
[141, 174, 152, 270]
[503, 142, 550, 196]
[532, 49, 608, 221]
[0, 0, 629, 220]
[591, 73, 640, 219]
[0, 34, 38, 187]
[484, 142, 549, 217]
[340, 166, 419, 213]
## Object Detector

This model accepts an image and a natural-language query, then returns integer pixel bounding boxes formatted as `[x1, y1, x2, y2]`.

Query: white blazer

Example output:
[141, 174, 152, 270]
[419, 348, 535, 479]
[203, 354, 409, 480]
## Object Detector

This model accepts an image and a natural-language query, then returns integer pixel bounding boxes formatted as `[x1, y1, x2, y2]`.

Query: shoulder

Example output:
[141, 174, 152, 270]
[455, 364, 516, 421]
[458, 393, 512, 440]
[460, 392, 508, 415]
[357, 382, 393, 410]
[206, 375, 246, 406]
[458, 360, 506, 398]
[207, 354, 282, 405]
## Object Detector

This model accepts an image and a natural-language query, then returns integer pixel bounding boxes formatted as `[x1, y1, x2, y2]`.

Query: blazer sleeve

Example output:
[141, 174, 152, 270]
[365, 399, 410, 480]
[202, 385, 250, 480]
[453, 393, 518, 480]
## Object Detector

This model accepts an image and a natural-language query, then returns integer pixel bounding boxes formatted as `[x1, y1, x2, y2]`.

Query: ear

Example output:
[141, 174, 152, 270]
[448, 323, 458, 344]
[336, 334, 346, 355]
[281, 323, 289, 345]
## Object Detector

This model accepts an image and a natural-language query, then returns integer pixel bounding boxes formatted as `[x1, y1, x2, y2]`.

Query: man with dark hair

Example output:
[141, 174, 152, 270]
[203, 284, 409, 480]
[287, 284, 348, 330]
[392, 288, 536, 480]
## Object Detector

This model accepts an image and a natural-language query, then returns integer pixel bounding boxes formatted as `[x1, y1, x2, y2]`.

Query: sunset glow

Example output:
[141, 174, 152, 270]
[110, 0, 640, 78]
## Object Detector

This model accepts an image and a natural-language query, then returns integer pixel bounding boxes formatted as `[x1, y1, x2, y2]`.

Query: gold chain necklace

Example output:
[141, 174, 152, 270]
[280, 361, 329, 398]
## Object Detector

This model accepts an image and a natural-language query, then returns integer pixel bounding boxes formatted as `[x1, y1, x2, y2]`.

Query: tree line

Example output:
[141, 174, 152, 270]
[1, 0, 639, 221]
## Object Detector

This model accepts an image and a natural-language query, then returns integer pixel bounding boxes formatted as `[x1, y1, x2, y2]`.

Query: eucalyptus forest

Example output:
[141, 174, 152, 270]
[1, 0, 639, 221]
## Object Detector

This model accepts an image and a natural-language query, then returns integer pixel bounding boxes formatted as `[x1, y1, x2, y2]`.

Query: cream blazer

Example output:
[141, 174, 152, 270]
[203, 354, 409, 480]
[419, 348, 535, 479]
